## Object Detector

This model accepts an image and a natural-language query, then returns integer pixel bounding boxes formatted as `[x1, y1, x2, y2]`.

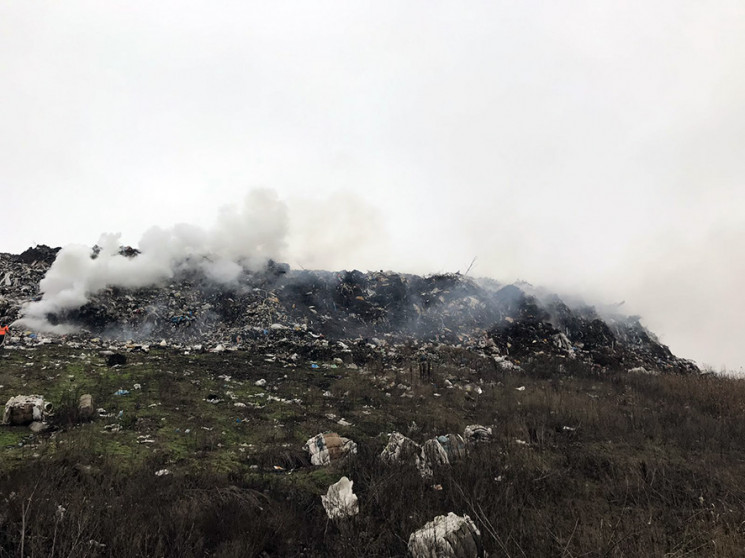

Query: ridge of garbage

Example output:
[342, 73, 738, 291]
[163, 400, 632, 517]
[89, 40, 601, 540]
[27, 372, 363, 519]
[0, 245, 697, 374]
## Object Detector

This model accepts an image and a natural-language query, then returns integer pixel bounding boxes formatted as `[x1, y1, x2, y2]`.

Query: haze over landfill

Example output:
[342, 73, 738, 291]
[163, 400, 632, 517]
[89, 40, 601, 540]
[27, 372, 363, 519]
[1, 2, 744, 371]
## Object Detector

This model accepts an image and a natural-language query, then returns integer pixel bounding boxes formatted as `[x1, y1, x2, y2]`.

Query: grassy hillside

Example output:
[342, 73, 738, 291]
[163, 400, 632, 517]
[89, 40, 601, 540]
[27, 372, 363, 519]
[1, 344, 744, 557]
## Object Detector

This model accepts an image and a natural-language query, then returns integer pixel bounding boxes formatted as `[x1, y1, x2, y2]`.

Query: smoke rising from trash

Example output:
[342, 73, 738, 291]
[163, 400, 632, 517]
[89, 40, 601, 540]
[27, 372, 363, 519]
[2, 3, 744, 370]
[1, 195, 697, 376]
[17, 189, 289, 333]
[5, 185, 742, 373]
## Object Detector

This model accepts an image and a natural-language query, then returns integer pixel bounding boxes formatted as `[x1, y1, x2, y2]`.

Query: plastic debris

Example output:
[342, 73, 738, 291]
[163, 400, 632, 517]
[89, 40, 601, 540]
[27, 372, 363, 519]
[113, 389, 130, 396]
[321, 476, 359, 520]
[422, 438, 450, 468]
[436, 433, 467, 462]
[408, 513, 484, 558]
[380, 431, 431, 477]
[628, 366, 657, 375]
[78, 394, 97, 421]
[29, 421, 48, 433]
[380, 431, 423, 465]
[305, 432, 358, 466]
[464, 425, 493, 446]
[3, 395, 52, 425]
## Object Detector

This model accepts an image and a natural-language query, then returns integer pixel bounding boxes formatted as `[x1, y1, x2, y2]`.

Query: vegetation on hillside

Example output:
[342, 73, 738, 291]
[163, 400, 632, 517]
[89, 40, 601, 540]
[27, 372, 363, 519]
[0, 345, 744, 556]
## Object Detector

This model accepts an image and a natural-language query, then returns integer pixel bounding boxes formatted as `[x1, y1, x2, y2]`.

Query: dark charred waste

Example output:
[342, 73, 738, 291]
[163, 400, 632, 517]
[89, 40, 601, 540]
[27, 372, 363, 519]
[0, 245, 696, 374]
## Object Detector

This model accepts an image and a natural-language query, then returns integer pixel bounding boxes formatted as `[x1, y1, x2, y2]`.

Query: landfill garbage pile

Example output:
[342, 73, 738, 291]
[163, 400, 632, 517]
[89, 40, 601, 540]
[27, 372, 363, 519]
[0, 245, 697, 373]
[0, 245, 60, 324]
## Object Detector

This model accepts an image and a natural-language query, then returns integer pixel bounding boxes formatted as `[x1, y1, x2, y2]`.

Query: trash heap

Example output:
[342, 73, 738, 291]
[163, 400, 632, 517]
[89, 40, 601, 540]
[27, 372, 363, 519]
[0, 245, 60, 324]
[0, 245, 697, 373]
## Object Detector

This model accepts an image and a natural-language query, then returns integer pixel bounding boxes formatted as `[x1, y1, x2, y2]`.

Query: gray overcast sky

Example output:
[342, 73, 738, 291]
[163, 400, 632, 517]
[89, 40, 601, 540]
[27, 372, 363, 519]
[1, 1, 744, 370]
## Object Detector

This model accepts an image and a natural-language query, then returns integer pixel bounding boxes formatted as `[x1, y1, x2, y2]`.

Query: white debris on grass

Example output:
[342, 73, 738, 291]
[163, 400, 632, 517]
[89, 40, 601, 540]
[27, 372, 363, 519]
[408, 513, 483, 558]
[422, 438, 450, 468]
[435, 434, 467, 462]
[493, 356, 522, 371]
[305, 432, 358, 466]
[464, 425, 493, 446]
[321, 476, 359, 520]
[3, 395, 52, 425]
[380, 431, 433, 478]
[628, 366, 657, 375]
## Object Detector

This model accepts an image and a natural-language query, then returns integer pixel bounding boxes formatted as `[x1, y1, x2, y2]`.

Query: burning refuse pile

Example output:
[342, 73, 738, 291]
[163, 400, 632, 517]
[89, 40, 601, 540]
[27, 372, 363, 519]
[0, 245, 60, 324]
[1, 245, 697, 373]
[1, 247, 731, 557]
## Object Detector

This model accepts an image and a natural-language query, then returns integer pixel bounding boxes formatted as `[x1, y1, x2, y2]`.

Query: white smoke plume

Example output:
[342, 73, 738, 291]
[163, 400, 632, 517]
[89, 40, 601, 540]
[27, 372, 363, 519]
[285, 191, 394, 272]
[17, 189, 288, 333]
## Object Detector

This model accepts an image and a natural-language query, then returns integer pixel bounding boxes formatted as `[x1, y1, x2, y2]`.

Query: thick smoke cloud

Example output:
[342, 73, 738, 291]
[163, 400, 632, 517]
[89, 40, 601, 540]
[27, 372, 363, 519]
[17, 189, 288, 332]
